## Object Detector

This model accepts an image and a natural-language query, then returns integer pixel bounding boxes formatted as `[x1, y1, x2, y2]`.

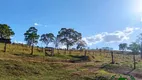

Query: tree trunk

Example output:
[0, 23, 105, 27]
[141, 51, 142, 59]
[67, 44, 69, 50]
[4, 43, 7, 52]
[133, 54, 136, 69]
[51, 48, 54, 56]
[140, 42, 142, 59]
[31, 45, 34, 55]
[111, 51, 114, 64]
[140, 49, 142, 59]
[57, 49, 60, 54]
[84, 50, 87, 56]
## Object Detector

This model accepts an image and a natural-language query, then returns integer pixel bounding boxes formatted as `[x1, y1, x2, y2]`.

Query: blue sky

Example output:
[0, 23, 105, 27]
[0, 0, 142, 49]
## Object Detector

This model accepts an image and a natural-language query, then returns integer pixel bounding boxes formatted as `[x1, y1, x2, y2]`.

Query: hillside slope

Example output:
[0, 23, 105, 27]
[0, 43, 141, 80]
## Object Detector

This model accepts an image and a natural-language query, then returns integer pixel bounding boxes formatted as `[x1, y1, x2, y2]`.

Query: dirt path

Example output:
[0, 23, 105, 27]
[107, 67, 142, 80]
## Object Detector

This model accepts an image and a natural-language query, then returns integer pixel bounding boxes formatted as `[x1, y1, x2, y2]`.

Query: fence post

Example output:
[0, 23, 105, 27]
[111, 51, 114, 64]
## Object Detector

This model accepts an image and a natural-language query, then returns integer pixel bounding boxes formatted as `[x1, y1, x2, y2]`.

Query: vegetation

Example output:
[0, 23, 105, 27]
[137, 33, 142, 59]
[40, 33, 55, 47]
[76, 40, 87, 50]
[0, 23, 142, 79]
[24, 27, 40, 55]
[58, 28, 82, 50]
[0, 24, 15, 52]
[128, 42, 140, 69]
[54, 35, 60, 49]
[119, 43, 127, 54]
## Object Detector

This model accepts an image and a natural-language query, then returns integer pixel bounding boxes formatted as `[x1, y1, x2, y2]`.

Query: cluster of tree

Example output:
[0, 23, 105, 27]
[2, 24, 87, 53]
[0, 24, 88, 54]
[119, 34, 142, 69]
[24, 27, 87, 55]
[119, 38, 142, 59]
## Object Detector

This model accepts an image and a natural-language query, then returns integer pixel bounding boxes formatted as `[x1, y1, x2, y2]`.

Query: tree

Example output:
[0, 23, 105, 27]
[58, 28, 82, 50]
[119, 43, 127, 53]
[137, 33, 142, 59]
[54, 35, 60, 49]
[76, 40, 87, 50]
[0, 24, 15, 52]
[24, 27, 39, 55]
[27, 39, 32, 47]
[40, 33, 55, 47]
[128, 42, 140, 69]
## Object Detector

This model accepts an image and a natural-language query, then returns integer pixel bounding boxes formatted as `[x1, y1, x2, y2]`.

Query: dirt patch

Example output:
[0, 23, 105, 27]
[130, 72, 142, 79]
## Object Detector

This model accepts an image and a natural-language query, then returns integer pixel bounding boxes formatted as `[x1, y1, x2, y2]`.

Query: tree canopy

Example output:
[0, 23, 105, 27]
[76, 40, 87, 50]
[0, 24, 15, 39]
[128, 42, 140, 54]
[40, 33, 55, 47]
[119, 43, 127, 51]
[58, 28, 82, 50]
[54, 35, 60, 48]
[24, 27, 39, 55]
[24, 27, 39, 45]
[0, 24, 15, 52]
[137, 33, 142, 59]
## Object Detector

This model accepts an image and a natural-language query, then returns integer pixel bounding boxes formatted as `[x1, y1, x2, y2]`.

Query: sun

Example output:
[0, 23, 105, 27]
[133, 0, 142, 13]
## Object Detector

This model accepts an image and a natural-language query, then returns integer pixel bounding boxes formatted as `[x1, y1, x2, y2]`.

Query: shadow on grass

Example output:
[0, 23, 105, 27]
[69, 55, 89, 63]
[45, 54, 90, 63]
[14, 53, 39, 57]
[125, 68, 135, 75]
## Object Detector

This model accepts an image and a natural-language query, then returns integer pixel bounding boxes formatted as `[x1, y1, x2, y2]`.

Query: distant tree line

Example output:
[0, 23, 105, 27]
[118, 34, 142, 69]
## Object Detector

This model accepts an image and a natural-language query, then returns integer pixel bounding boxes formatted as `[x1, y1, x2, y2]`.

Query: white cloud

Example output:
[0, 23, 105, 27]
[34, 23, 39, 26]
[13, 40, 26, 44]
[34, 23, 48, 27]
[83, 27, 141, 46]
[83, 34, 104, 45]
[45, 42, 66, 49]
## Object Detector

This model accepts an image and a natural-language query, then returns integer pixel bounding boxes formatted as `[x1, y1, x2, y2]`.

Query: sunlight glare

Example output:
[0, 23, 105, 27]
[133, 0, 142, 13]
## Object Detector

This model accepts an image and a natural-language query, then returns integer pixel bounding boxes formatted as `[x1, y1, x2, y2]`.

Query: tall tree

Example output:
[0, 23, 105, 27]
[0, 24, 15, 52]
[128, 42, 140, 69]
[76, 40, 87, 50]
[40, 33, 55, 47]
[24, 27, 39, 55]
[58, 28, 82, 50]
[119, 43, 127, 53]
[137, 33, 142, 59]
[54, 35, 60, 49]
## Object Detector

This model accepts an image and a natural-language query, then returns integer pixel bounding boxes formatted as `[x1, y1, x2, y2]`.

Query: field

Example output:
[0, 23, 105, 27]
[0, 43, 142, 80]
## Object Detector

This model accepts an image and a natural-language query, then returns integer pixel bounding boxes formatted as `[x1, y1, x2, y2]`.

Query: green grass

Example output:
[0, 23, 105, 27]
[0, 43, 141, 79]
[0, 59, 71, 80]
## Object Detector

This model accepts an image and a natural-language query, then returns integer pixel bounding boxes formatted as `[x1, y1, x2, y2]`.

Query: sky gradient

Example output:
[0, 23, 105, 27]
[0, 0, 142, 49]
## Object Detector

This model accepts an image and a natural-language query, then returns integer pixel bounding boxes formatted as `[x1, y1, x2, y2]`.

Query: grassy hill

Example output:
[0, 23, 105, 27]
[0, 43, 142, 80]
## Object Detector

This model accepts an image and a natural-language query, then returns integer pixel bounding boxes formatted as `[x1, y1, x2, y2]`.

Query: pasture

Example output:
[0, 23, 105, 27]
[0, 43, 141, 80]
